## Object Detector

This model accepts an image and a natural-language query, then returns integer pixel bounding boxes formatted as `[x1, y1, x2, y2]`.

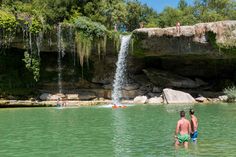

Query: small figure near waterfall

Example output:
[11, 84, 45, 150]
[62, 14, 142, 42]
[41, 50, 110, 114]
[176, 21, 181, 35]
[139, 22, 144, 28]
[114, 23, 118, 32]
[56, 97, 67, 107]
[175, 110, 191, 149]
[112, 104, 127, 109]
[189, 109, 198, 143]
[112, 104, 119, 109]
[61, 97, 67, 107]
[56, 98, 62, 107]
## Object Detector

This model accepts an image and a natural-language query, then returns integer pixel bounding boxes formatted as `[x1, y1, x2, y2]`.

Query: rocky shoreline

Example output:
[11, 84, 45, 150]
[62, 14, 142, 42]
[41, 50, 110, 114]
[0, 88, 229, 108]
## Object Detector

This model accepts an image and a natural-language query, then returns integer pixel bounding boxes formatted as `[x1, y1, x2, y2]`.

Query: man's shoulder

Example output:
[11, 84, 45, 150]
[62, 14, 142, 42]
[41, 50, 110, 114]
[184, 118, 190, 123]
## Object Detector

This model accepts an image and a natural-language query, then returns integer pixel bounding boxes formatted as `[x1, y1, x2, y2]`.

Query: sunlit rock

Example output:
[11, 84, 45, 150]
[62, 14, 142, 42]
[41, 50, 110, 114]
[163, 88, 196, 104]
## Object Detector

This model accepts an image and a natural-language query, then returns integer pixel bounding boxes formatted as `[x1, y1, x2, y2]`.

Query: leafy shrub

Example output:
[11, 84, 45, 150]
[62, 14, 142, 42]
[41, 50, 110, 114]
[223, 86, 236, 102]
[65, 16, 108, 38]
[22, 51, 40, 82]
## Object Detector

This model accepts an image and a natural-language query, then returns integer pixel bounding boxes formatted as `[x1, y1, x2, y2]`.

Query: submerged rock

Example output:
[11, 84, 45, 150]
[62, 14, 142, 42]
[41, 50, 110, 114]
[163, 88, 196, 104]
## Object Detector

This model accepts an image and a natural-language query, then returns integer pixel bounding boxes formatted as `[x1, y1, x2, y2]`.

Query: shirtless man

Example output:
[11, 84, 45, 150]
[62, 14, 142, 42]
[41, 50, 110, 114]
[175, 110, 191, 148]
[189, 109, 198, 143]
[176, 21, 181, 35]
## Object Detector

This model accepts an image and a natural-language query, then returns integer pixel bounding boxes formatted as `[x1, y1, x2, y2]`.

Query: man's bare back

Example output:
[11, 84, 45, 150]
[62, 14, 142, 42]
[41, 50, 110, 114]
[177, 118, 191, 135]
[175, 111, 191, 148]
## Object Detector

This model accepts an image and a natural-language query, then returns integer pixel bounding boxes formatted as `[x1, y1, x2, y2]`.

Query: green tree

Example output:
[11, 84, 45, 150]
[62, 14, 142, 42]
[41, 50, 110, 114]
[178, 0, 188, 10]
[193, 0, 236, 22]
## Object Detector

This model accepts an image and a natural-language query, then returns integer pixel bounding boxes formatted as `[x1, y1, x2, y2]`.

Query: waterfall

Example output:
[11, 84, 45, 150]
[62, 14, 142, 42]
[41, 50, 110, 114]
[69, 25, 76, 66]
[112, 35, 131, 105]
[57, 24, 65, 94]
[36, 32, 43, 57]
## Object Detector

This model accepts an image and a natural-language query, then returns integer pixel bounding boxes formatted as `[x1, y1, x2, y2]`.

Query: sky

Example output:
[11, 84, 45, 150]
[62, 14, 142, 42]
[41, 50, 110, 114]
[139, 0, 194, 13]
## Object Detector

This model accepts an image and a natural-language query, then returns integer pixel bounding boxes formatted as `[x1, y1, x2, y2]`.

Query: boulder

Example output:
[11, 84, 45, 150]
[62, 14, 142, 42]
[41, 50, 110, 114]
[39, 93, 52, 101]
[133, 96, 148, 104]
[147, 96, 163, 104]
[163, 88, 196, 104]
[195, 96, 208, 103]
[218, 95, 228, 101]
[66, 94, 79, 100]
[50, 94, 65, 100]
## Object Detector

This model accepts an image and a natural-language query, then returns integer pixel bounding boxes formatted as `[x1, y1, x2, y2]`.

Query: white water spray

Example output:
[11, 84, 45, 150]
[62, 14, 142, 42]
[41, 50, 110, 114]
[57, 24, 65, 93]
[112, 35, 131, 105]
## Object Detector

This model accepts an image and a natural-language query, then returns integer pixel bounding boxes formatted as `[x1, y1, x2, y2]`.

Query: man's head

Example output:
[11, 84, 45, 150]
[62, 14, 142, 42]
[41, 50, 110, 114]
[189, 109, 194, 115]
[180, 110, 185, 117]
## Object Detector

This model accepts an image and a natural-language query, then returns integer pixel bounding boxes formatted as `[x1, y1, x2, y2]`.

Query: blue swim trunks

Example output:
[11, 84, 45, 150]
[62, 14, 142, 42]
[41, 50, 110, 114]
[190, 131, 198, 142]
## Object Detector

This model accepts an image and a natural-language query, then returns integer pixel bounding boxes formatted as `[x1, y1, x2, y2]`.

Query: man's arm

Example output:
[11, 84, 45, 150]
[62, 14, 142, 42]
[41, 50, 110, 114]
[188, 121, 191, 134]
[175, 121, 179, 136]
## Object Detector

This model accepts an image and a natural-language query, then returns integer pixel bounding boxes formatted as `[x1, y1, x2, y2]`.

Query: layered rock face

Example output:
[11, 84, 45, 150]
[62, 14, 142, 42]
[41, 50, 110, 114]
[133, 21, 236, 56]
[1, 21, 236, 100]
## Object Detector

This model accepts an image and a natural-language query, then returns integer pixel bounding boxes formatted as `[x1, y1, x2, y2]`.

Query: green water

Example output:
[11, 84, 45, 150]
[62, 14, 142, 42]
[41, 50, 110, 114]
[0, 104, 236, 157]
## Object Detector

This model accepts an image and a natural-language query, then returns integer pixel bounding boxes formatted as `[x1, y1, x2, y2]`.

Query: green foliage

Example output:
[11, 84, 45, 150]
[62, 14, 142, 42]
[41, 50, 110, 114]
[29, 18, 43, 34]
[0, 10, 17, 31]
[22, 51, 40, 82]
[158, 0, 235, 27]
[0, 9, 17, 47]
[224, 86, 236, 101]
[207, 31, 218, 49]
[66, 16, 108, 38]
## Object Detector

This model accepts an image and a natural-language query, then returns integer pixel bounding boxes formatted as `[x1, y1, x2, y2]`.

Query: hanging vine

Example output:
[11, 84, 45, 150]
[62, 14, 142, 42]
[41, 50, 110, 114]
[18, 13, 44, 82]
[63, 16, 108, 67]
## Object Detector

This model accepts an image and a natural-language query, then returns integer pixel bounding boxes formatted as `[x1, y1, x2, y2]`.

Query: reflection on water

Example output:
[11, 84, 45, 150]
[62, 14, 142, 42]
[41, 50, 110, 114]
[165, 104, 194, 113]
[0, 104, 236, 156]
[112, 109, 131, 156]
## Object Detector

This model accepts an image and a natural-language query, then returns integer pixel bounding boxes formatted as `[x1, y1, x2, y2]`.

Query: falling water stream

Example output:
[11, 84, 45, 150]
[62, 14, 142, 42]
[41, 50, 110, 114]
[57, 24, 65, 94]
[111, 35, 131, 105]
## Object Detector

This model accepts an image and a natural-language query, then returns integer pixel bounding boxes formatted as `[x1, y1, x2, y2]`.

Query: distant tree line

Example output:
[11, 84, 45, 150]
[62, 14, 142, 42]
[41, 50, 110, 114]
[1, 0, 236, 30]
[158, 0, 236, 27]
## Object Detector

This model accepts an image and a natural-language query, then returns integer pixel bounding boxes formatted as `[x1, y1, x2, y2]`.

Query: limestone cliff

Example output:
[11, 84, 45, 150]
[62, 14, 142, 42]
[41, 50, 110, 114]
[133, 21, 236, 56]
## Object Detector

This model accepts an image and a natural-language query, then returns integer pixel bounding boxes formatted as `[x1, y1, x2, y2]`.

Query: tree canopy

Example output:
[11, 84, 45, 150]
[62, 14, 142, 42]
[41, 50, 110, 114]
[158, 0, 236, 27]
[1, 0, 235, 30]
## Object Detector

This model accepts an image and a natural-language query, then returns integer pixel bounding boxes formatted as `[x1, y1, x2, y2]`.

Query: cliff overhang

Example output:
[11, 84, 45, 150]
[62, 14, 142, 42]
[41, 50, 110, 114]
[132, 21, 236, 57]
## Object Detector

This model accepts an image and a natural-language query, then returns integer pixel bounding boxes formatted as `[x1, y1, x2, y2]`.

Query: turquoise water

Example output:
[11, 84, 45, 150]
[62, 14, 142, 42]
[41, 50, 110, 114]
[0, 104, 236, 157]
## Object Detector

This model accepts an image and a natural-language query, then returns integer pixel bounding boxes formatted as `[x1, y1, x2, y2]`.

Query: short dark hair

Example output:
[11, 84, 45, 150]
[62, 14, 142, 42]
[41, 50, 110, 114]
[189, 109, 194, 115]
[180, 110, 185, 117]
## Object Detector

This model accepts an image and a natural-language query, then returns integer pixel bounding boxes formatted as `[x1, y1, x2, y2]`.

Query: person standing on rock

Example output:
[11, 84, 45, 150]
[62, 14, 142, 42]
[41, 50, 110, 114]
[175, 110, 191, 149]
[176, 21, 181, 35]
[189, 109, 198, 143]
